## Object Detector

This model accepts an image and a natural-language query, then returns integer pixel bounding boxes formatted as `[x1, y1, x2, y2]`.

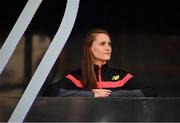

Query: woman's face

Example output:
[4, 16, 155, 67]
[91, 33, 112, 65]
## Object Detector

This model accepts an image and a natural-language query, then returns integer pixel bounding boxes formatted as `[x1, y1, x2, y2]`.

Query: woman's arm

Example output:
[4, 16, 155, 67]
[58, 88, 94, 97]
[110, 89, 144, 97]
[123, 77, 157, 97]
[42, 77, 78, 96]
[58, 89, 112, 97]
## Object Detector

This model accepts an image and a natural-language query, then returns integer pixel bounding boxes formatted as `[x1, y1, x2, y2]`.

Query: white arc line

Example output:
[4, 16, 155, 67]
[0, 0, 43, 74]
[8, 0, 80, 122]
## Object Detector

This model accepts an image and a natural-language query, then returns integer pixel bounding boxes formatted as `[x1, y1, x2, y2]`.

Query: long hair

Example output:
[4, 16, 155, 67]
[81, 28, 110, 90]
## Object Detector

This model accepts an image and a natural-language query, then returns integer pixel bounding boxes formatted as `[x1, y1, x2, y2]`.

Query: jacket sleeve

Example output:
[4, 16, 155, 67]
[122, 77, 157, 97]
[43, 76, 95, 97]
[110, 89, 144, 97]
[58, 88, 94, 97]
[42, 76, 80, 96]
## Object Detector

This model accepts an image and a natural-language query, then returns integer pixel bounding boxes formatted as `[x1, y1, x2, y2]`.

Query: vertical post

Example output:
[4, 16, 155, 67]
[24, 34, 32, 89]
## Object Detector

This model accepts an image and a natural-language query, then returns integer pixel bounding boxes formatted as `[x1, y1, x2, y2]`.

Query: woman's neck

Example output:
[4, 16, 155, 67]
[93, 60, 106, 67]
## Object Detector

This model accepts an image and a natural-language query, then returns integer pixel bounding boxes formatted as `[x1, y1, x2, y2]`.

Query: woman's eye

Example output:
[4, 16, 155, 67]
[100, 42, 105, 45]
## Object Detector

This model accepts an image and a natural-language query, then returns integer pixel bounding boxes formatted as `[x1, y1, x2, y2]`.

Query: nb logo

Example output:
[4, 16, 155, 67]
[112, 75, 120, 80]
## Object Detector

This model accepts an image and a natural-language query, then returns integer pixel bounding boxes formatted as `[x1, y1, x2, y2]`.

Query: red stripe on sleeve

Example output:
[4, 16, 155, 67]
[65, 74, 83, 88]
[65, 73, 133, 89]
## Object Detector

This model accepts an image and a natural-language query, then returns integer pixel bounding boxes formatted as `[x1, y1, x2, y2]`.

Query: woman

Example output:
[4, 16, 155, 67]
[44, 28, 156, 97]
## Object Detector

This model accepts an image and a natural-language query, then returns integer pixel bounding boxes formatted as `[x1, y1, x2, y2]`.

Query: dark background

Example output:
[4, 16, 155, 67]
[1, 1, 180, 35]
[0, 0, 180, 96]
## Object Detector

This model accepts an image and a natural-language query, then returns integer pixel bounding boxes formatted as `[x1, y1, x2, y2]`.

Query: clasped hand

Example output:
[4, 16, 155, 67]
[92, 89, 112, 97]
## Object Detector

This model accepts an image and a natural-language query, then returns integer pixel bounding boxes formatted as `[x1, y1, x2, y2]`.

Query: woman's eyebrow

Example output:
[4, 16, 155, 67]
[98, 40, 110, 43]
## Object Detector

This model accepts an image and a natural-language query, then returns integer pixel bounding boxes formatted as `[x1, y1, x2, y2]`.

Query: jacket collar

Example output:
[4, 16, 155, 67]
[94, 64, 108, 71]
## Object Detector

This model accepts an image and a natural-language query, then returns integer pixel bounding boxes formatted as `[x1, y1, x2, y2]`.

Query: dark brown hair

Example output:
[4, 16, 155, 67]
[81, 28, 110, 90]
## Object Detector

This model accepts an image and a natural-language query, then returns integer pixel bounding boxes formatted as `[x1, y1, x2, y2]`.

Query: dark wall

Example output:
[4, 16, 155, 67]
[1, 1, 180, 35]
[0, 0, 180, 96]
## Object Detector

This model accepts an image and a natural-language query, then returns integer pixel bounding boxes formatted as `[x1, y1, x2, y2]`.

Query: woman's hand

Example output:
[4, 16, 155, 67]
[92, 89, 112, 97]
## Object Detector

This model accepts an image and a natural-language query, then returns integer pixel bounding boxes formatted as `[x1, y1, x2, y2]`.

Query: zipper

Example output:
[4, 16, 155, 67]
[98, 65, 102, 89]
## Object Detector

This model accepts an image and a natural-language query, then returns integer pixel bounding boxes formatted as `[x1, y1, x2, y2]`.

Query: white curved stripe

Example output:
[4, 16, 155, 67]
[0, 0, 43, 74]
[8, 0, 80, 122]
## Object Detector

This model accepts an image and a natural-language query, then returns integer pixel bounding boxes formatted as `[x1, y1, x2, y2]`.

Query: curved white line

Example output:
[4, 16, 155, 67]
[0, 0, 43, 74]
[8, 0, 80, 122]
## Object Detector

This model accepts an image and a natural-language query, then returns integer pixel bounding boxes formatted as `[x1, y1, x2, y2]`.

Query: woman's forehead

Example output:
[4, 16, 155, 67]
[94, 33, 110, 41]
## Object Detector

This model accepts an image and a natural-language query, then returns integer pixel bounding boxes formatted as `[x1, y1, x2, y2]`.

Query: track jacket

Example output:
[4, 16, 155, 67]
[44, 64, 156, 97]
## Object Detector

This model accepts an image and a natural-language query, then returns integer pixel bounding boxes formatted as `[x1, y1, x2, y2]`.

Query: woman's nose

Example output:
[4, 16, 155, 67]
[106, 44, 111, 50]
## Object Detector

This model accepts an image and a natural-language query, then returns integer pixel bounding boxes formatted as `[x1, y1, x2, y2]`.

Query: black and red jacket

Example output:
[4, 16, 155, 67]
[44, 64, 156, 97]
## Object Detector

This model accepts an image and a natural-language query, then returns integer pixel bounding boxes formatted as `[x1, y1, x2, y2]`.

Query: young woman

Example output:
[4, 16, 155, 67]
[44, 28, 156, 97]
